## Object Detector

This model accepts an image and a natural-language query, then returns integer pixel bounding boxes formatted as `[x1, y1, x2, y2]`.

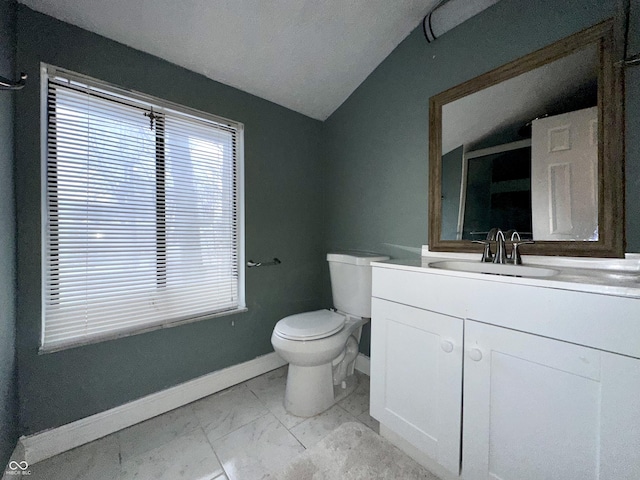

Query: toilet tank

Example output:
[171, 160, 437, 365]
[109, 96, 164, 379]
[327, 252, 390, 318]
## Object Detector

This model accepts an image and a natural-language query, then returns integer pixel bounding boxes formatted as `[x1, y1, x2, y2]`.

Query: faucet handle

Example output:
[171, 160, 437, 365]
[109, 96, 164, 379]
[472, 240, 493, 262]
[511, 241, 535, 265]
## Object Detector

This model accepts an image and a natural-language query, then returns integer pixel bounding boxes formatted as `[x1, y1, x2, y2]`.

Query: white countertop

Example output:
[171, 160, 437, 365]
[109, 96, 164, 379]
[372, 252, 640, 299]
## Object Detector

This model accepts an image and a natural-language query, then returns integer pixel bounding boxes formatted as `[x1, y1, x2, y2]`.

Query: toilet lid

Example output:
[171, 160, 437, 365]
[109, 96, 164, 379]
[274, 310, 345, 341]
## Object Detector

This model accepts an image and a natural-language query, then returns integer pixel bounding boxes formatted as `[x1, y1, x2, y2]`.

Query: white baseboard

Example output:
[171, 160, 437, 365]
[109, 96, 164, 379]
[20, 352, 286, 465]
[355, 353, 370, 376]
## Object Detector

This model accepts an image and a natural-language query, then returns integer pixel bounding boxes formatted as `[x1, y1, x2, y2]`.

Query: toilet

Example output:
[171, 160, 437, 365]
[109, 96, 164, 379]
[271, 252, 389, 417]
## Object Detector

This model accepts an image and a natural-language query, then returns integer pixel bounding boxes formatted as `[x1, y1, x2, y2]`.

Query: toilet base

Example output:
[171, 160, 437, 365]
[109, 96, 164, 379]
[285, 364, 334, 417]
[284, 363, 359, 417]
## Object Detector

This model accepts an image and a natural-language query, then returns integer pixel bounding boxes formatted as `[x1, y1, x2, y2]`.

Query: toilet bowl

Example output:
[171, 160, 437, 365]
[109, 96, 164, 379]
[271, 252, 389, 417]
[271, 310, 367, 417]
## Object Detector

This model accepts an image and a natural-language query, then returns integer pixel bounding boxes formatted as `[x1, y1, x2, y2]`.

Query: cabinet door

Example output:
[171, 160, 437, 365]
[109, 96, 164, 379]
[370, 298, 463, 474]
[463, 320, 640, 480]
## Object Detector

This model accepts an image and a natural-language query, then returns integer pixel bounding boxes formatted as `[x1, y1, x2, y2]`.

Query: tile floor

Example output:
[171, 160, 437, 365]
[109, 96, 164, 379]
[30, 366, 378, 480]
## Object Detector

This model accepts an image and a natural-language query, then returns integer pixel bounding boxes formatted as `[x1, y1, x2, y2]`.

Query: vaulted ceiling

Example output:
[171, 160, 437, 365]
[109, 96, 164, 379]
[19, 0, 442, 120]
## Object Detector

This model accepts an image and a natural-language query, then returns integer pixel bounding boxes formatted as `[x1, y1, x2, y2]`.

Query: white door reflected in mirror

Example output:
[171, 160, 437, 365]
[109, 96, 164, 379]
[531, 106, 598, 241]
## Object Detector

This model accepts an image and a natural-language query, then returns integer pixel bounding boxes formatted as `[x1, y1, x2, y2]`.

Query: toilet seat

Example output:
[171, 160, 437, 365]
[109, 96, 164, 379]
[274, 309, 345, 341]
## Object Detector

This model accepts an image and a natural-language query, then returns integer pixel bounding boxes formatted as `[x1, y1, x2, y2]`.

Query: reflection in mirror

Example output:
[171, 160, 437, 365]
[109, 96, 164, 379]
[429, 19, 625, 257]
[441, 45, 598, 242]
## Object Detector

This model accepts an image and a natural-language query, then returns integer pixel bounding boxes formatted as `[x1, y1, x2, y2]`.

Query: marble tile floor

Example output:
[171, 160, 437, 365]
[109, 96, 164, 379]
[29, 366, 378, 480]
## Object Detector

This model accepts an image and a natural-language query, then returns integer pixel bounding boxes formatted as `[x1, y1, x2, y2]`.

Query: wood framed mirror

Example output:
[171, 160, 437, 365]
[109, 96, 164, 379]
[428, 20, 625, 257]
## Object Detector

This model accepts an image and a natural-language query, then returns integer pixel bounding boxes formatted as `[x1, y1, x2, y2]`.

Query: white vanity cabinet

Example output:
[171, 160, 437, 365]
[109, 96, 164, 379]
[370, 297, 463, 474]
[370, 263, 640, 480]
[463, 319, 640, 480]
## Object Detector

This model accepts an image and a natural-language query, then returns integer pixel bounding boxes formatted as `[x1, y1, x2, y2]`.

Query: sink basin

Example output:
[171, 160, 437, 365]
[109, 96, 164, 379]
[428, 260, 559, 278]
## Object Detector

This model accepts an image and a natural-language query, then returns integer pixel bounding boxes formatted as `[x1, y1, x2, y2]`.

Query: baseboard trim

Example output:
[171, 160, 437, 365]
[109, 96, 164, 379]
[20, 352, 286, 465]
[355, 353, 370, 376]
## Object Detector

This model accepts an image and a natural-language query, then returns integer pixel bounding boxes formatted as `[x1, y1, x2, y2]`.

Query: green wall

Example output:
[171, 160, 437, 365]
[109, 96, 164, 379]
[15, 6, 325, 435]
[323, 0, 636, 258]
[0, 0, 17, 468]
[323, 0, 638, 354]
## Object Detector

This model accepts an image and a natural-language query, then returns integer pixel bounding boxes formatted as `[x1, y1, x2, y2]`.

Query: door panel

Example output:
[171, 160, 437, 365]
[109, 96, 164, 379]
[370, 298, 463, 474]
[463, 320, 640, 480]
[531, 106, 598, 240]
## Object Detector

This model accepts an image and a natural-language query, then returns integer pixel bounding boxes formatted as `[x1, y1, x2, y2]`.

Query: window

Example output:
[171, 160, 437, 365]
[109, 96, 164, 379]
[41, 65, 245, 352]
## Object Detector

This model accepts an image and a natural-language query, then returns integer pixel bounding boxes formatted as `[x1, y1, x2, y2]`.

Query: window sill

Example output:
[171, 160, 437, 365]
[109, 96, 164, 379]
[39, 307, 249, 354]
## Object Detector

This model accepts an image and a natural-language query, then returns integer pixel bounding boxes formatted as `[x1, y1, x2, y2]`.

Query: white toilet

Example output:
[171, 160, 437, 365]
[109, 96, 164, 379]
[271, 252, 389, 417]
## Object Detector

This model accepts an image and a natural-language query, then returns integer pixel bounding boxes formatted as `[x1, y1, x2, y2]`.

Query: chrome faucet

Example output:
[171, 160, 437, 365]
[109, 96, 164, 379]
[493, 229, 508, 264]
[475, 228, 535, 265]
[504, 230, 535, 264]
[511, 241, 535, 265]
[472, 228, 499, 262]
[506, 230, 521, 242]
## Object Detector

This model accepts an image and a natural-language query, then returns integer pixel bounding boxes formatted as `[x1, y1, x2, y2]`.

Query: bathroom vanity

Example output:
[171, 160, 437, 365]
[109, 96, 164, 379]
[379, 17, 638, 478]
[369, 254, 640, 480]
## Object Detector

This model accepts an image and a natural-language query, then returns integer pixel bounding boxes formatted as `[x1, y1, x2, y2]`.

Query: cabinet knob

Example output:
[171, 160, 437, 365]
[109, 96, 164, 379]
[441, 340, 454, 353]
[469, 348, 483, 362]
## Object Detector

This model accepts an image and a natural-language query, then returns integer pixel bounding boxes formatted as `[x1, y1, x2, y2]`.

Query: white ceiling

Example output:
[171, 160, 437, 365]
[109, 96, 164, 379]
[442, 45, 598, 154]
[19, 0, 440, 120]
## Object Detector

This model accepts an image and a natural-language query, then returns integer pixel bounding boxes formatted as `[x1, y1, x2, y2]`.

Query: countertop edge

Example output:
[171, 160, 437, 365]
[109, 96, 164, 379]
[371, 258, 640, 300]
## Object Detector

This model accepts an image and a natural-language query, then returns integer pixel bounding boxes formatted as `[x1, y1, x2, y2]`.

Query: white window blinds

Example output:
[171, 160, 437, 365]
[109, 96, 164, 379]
[42, 66, 244, 351]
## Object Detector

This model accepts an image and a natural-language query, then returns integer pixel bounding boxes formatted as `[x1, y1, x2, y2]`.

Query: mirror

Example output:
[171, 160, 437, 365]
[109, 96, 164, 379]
[429, 20, 624, 257]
